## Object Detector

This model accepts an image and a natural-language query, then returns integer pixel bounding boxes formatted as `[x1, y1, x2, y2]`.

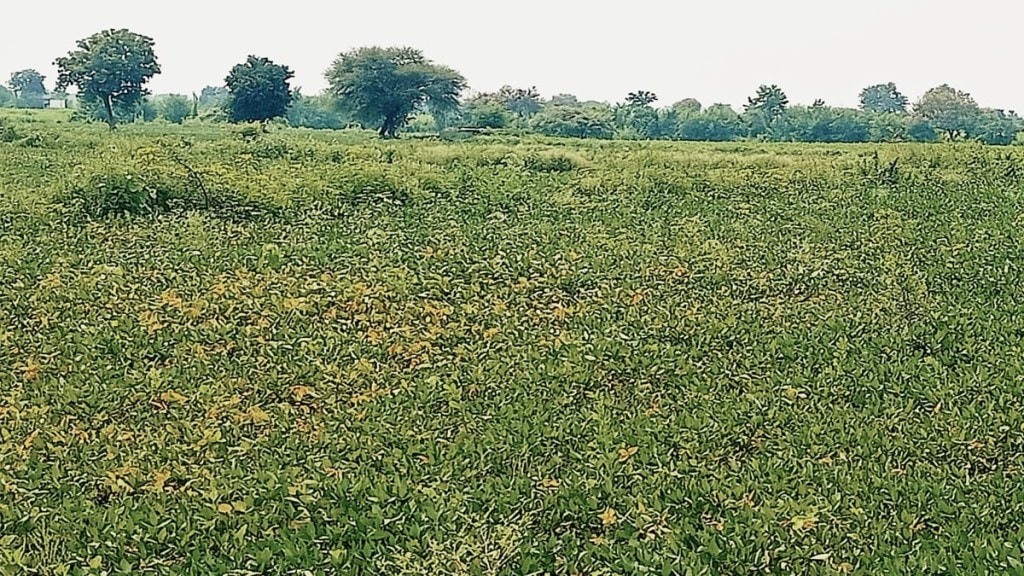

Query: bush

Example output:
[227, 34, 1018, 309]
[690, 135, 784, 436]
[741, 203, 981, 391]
[63, 169, 177, 217]
[0, 118, 20, 142]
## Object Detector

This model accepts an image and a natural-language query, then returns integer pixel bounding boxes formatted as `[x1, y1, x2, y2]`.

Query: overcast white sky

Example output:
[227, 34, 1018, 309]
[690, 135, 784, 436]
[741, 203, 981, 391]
[2, 0, 1022, 111]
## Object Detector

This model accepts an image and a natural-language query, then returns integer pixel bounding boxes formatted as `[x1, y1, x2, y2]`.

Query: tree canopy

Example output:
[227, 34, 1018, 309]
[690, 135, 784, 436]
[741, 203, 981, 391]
[859, 82, 908, 114]
[745, 85, 789, 136]
[914, 85, 979, 139]
[54, 29, 160, 128]
[326, 47, 466, 138]
[225, 56, 294, 124]
[9, 69, 47, 108]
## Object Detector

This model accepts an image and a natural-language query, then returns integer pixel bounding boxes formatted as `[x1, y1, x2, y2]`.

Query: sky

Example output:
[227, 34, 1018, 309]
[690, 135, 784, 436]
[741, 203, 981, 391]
[2, 0, 1022, 111]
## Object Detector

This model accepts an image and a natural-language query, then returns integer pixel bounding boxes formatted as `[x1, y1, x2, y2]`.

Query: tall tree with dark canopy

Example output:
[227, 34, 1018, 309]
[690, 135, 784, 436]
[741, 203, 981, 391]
[745, 84, 789, 136]
[54, 29, 160, 128]
[326, 47, 466, 138]
[859, 82, 908, 114]
[225, 56, 294, 124]
[9, 69, 47, 107]
[625, 90, 658, 107]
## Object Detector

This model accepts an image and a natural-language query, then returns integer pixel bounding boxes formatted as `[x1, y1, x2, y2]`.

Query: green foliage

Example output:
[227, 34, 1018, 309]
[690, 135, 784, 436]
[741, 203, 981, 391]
[198, 85, 229, 111]
[461, 101, 510, 129]
[0, 117, 20, 142]
[677, 103, 743, 141]
[5, 122, 1024, 574]
[0, 85, 14, 108]
[54, 28, 161, 128]
[225, 56, 295, 124]
[326, 46, 467, 138]
[8, 69, 48, 109]
[914, 84, 980, 139]
[973, 109, 1018, 146]
[745, 84, 789, 136]
[530, 105, 614, 139]
[485, 85, 542, 121]
[907, 119, 938, 142]
[286, 94, 346, 130]
[158, 94, 193, 124]
[859, 82, 908, 114]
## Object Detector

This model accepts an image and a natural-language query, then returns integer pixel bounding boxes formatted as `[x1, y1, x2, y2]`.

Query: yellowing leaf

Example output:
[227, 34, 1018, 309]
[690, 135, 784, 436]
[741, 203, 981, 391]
[790, 512, 818, 532]
[599, 507, 618, 526]
[590, 534, 606, 546]
[217, 503, 233, 514]
[290, 385, 314, 402]
[153, 471, 170, 492]
[19, 358, 41, 382]
[837, 562, 855, 573]
[159, 391, 188, 404]
[618, 446, 639, 462]
[539, 478, 560, 489]
[810, 552, 832, 562]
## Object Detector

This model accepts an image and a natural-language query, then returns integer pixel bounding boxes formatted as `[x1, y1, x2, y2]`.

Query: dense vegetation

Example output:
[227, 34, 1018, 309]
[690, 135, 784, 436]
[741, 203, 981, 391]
[4, 28, 1024, 143]
[2, 112, 1024, 574]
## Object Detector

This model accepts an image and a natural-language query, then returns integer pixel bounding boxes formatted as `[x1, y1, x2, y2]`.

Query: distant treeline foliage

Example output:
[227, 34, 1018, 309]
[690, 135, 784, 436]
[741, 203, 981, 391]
[8, 28, 1022, 143]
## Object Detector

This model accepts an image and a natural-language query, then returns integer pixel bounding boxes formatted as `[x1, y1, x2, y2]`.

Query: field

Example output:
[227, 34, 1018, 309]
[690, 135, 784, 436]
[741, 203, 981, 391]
[2, 114, 1024, 575]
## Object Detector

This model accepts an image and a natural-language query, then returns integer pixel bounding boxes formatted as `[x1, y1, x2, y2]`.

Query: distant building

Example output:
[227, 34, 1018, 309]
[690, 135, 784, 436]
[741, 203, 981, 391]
[46, 98, 67, 109]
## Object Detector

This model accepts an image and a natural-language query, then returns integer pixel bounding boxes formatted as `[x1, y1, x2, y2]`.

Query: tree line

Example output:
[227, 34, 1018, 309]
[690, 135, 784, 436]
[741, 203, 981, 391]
[4, 28, 1021, 145]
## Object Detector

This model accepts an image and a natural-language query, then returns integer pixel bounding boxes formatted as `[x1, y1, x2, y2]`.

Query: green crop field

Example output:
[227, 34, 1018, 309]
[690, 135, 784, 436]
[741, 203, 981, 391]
[2, 115, 1024, 575]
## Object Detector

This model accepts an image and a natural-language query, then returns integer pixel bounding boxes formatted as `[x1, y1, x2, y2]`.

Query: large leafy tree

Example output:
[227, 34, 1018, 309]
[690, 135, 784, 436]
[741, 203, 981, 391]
[859, 82, 908, 114]
[224, 56, 294, 124]
[326, 47, 466, 138]
[914, 84, 980, 140]
[745, 84, 789, 135]
[9, 69, 47, 106]
[54, 29, 160, 128]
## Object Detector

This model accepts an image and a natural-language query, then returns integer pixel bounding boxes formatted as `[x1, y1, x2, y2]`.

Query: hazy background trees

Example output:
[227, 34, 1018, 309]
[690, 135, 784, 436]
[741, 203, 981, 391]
[22, 31, 1022, 145]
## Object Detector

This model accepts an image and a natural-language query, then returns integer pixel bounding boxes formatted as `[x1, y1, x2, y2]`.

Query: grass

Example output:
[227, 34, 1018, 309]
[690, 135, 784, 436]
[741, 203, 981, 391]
[2, 114, 1024, 574]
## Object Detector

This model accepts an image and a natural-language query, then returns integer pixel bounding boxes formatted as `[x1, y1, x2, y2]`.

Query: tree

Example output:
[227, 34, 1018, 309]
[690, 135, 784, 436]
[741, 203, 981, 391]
[860, 82, 908, 114]
[973, 109, 1019, 146]
[54, 29, 160, 128]
[530, 105, 614, 139]
[198, 86, 229, 110]
[549, 93, 579, 107]
[326, 47, 466, 139]
[745, 84, 788, 136]
[461, 101, 510, 129]
[9, 69, 47, 108]
[287, 93, 346, 130]
[0, 85, 13, 108]
[625, 90, 658, 107]
[914, 85, 980, 140]
[677, 104, 743, 142]
[225, 56, 294, 124]
[158, 94, 192, 124]
[497, 86, 542, 119]
[671, 98, 702, 118]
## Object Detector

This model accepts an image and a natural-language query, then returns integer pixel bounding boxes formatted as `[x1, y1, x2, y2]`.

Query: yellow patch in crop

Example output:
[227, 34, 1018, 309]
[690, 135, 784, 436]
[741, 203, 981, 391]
[618, 446, 639, 462]
[599, 508, 618, 526]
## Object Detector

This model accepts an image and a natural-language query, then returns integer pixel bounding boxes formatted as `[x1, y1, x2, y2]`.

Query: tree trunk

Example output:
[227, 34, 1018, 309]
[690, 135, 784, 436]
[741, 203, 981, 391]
[103, 95, 116, 130]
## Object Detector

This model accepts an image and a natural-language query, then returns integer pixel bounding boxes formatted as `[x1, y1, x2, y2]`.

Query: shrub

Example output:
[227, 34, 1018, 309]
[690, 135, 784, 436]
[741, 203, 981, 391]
[63, 168, 178, 218]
